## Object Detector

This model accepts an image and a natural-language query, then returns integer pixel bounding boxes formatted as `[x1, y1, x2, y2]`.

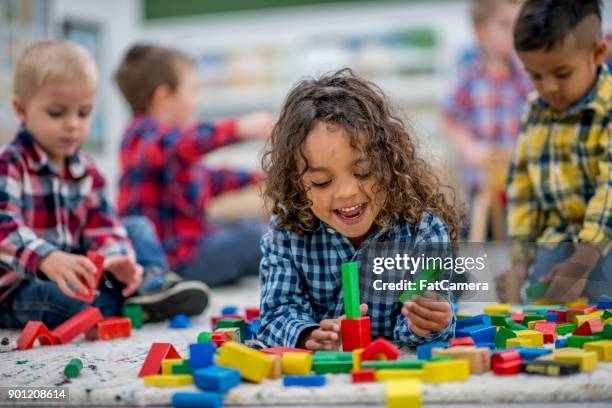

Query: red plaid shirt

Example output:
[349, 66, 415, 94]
[0, 128, 132, 301]
[117, 116, 260, 270]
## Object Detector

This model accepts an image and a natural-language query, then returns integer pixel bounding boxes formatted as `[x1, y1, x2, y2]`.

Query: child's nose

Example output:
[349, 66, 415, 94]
[542, 76, 559, 94]
[64, 114, 79, 130]
[334, 177, 359, 199]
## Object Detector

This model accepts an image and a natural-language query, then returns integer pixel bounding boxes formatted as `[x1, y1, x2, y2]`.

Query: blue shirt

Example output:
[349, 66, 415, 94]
[257, 211, 456, 348]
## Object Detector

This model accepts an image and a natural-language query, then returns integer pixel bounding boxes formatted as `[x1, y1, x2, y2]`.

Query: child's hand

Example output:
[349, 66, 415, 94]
[104, 254, 143, 297]
[39, 251, 97, 299]
[402, 292, 451, 337]
[301, 304, 368, 351]
[540, 246, 598, 302]
[237, 111, 276, 141]
[495, 262, 529, 302]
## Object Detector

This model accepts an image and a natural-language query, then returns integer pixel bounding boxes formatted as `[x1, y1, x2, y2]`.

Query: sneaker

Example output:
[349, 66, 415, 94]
[125, 267, 210, 323]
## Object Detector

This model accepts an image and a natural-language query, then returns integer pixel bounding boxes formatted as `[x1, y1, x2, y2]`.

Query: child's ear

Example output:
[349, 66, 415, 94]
[12, 97, 27, 123]
[150, 84, 171, 110]
[593, 39, 608, 65]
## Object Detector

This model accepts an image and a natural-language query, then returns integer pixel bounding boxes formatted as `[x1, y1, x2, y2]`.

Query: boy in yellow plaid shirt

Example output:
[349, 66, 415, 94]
[498, 0, 611, 302]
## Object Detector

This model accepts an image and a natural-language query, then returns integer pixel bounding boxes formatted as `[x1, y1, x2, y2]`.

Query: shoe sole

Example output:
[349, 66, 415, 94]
[125, 281, 210, 323]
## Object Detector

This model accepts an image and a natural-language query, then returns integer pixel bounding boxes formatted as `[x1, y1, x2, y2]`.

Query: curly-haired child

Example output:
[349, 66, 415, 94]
[257, 69, 460, 349]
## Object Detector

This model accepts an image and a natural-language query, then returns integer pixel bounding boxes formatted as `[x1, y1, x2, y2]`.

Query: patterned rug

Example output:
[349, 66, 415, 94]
[1, 278, 611, 406]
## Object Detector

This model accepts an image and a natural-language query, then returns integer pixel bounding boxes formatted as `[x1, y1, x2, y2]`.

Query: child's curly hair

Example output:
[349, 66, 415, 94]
[262, 68, 461, 242]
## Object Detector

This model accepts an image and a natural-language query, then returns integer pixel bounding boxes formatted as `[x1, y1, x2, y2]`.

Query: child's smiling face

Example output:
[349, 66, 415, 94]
[301, 121, 385, 247]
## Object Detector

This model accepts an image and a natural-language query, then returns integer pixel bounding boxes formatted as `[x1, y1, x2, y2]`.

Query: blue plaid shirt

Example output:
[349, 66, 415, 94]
[257, 211, 456, 348]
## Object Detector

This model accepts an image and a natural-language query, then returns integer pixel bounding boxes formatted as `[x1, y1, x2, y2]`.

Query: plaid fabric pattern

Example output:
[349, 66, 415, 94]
[507, 65, 612, 262]
[257, 211, 456, 348]
[0, 128, 132, 300]
[442, 46, 531, 187]
[117, 116, 259, 270]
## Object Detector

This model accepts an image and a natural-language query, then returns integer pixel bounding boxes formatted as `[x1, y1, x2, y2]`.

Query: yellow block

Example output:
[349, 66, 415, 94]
[563, 297, 589, 307]
[507, 337, 535, 348]
[268, 354, 282, 379]
[217, 341, 274, 382]
[554, 351, 598, 372]
[583, 340, 612, 362]
[423, 359, 470, 383]
[385, 379, 422, 408]
[604, 318, 612, 326]
[281, 352, 312, 375]
[575, 312, 604, 327]
[376, 369, 424, 381]
[431, 346, 490, 374]
[527, 320, 546, 329]
[353, 348, 363, 371]
[143, 374, 193, 387]
[161, 359, 182, 375]
[514, 330, 544, 346]
[484, 304, 511, 315]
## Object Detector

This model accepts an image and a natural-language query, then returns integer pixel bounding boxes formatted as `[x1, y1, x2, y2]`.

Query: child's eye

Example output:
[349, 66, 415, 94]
[529, 73, 542, 81]
[311, 180, 331, 188]
[355, 172, 371, 180]
[78, 109, 92, 118]
[47, 110, 64, 118]
[555, 72, 571, 79]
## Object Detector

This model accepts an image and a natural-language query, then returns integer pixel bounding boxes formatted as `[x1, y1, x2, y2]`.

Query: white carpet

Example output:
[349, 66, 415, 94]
[0, 277, 611, 406]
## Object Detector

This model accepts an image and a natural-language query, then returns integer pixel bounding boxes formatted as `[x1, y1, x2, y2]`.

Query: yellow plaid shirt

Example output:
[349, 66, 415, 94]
[507, 65, 612, 262]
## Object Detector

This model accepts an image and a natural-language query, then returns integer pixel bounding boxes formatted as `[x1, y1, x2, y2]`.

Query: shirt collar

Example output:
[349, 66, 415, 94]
[17, 126, 87, 179]
[535, 64, 611, 118]
[307, 219, 400, 244]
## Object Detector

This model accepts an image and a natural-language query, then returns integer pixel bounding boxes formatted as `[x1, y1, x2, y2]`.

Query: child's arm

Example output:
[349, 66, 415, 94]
[258, 227, 319, 348]
[204, 166, 262, 198]
[442, 115, 491, 167]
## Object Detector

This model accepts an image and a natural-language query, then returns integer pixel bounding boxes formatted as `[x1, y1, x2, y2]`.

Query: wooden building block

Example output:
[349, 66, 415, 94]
[583, 340, 612, 361]
[361, 337, 400, 361]
[353, 348, 363, 371]
[533, 321, 557, 343]
[484, 304, 511, 315]
[385, 379, 422, 408]
[216, 341, 273, 382]
[262, 347, 312, 355]
[352, 368, 376, 383]
[449, 337, 475, 347]
[189, 342, 215, 371]
[375, 369, 424, 381]
[423, 359, 470, 383]
[281, 352, 312, 375]
[52, 307, 103, 344]
[161, 358, 182, 375]
[575, 312, 604, 326]
[494, 327, 517, 349]
[143, 374, 193, 387]
[514, 330, 544, 346]
[138, 343, 181, 377]
[121, 304, 143, 329]
[85, 316, 131, 341]
[554, 350, 598, 372]
[268, 354, 282, 379]
[341, 317, 372, 351]
[73, 251, 104, 303]
[507, 337, 535, 348]
[574, 319, 603, 336]
[567, 306, 597, 324]
[361, 360, 424, 370]
[431, 346, 490, 374]
[17, 321, 58, 350]
[342, 262, 361, 319]
[193, 365, 241, 392]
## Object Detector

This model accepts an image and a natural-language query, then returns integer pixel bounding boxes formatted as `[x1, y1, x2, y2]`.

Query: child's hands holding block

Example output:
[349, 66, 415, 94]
[39, 251, 97, 298]
[104, 254, 143, 297]
[299, 303, 368, 351]
[402, 291, 451, 337]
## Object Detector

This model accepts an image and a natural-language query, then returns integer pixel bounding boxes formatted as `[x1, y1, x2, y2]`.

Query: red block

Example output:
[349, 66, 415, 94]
[138, 343, 181, 377]
[211, 331, 230, 347]
[449, 336, 475, 347]
[574, 318, 603, 336]
[73, 251, 105, 303]
[547, 310, 567, 323]
[360, 337, 399, 361]
[85, 317, 131, 341]
[245, 308, 260, 322]
[341, 317, 372, 352]
[493, 360, 521, 375]
[261, 347, 313, 355]
[352, 368, 376, 383]
[211, 314, 243, 328]
[52, 307, 103, 344]
[17, 321, 58, 350]
[491, 350, 521, 366]
[534, 321, 558, 343]
[511, 313, 525, 324]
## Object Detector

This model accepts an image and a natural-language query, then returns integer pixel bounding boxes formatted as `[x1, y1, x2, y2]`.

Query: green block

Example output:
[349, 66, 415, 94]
[342, 262, 361, 319]
[491, 315, 510, 327]
[361, 360, 424, 370]
[172, 359, 190, 374]
[197, 331, 212, 343]
[313, 351, 353, 361]
[523, 315, 546, 325]
[507, 321, 528, 331]
[525, 282, 549, 301]
[399, 266, 443, 303]
[313, 360, 353, 374]
[216, 318, 246, 342]
[567, 334, 605, 348]
[605, 323, 612, 339]
[121, 304, 143, 329]
[494, 327, 517, 349]
[556, 323, 577, 335]
[603, 309, 612, 320]
[64, 358, 83, 378]
[429, 356, 454, 362]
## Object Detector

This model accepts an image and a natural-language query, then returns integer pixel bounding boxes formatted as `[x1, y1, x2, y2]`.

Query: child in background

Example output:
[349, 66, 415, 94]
[499, 0, 611, 302]
[258, 69, 459, 349]
[114, 45, 275, 287]
[442, 0, 530, 226]
[0, 40, 207, 328]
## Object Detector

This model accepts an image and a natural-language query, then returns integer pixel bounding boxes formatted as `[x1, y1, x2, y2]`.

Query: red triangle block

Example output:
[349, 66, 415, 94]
[73, 251, 105, 303]
[574, 318, 603, 336]
[52, 306, 103, 344]
[17, 321, 59, 350]
[138, 343, 181, 377]
[361, 337, 400, 361]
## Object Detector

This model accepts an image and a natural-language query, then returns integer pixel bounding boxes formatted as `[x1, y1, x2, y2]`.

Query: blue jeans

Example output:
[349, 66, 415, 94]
[177, 219, 267, 287]
[0, 216, 167, 328]
[530, 243, 612, 301]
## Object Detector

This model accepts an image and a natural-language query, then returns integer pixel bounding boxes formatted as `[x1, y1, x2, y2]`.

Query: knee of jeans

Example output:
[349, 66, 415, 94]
[122, 216, 156, 236]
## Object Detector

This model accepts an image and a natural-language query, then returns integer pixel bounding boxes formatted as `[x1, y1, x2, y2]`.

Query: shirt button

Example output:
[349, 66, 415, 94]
[327, 228, 335, 234]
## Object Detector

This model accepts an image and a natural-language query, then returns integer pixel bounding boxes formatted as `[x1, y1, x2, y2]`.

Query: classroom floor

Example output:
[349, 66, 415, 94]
[1, 276, 611, 407]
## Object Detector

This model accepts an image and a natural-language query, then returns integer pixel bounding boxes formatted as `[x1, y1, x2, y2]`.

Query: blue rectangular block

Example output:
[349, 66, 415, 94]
[172, 392, 223, 408]
[416, 341, 448, 360]
[590, 301, 612, 310]
[508, 346, 552, 361]
[194, 365, 241, 393]
[555, 338, 568, 349]
[456, 324, 497, 344]
[456, 314, 492, 330]
[546, 312, 558, 323]
[283, 375, 326, 387]
[190, 342, 215, 372]
[248, 319, 261, 340]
